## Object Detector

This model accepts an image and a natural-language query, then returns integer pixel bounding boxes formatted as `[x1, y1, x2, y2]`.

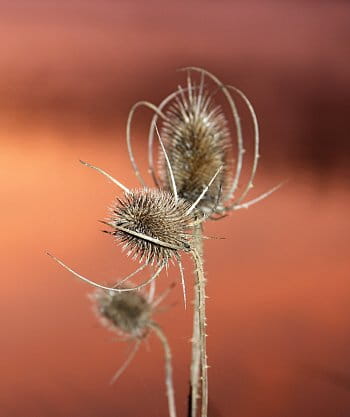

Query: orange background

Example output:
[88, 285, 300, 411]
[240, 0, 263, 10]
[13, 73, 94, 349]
[1, 1, 350, 416]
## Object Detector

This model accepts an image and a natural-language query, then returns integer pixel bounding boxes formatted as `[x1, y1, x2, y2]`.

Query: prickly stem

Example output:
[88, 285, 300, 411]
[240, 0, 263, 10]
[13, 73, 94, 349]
[191, 226, 208, 417]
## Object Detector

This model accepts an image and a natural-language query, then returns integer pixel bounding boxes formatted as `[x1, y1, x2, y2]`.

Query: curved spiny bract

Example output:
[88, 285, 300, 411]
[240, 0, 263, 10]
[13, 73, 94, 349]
[107, 188, 194, 266]
[158, 84, 233, 215]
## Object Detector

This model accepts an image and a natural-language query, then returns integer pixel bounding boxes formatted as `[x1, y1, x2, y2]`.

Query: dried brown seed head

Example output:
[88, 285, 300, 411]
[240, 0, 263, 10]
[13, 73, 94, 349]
[158, 83, 233, 214]
[91, 287, 152, 339]
[107, 188, 194, 265]
[125, 67, 282, 221]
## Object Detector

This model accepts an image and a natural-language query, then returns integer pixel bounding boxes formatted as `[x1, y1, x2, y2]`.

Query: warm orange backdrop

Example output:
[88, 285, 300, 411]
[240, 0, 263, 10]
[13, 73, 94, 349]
[1, 2, 350, 417]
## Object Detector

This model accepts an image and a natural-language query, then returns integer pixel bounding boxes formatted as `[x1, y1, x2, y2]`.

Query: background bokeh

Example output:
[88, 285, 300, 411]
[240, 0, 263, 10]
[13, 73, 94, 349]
[1, 1, 350, 416]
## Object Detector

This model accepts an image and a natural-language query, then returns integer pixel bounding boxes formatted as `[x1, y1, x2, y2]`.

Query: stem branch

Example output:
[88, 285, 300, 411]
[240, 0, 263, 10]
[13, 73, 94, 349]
[149, 321, 177, 417]
[190, 224, 208, 417]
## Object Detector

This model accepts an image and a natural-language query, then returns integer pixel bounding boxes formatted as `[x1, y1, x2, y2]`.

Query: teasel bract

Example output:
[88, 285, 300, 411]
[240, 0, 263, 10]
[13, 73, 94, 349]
[90, 282, 177, 417]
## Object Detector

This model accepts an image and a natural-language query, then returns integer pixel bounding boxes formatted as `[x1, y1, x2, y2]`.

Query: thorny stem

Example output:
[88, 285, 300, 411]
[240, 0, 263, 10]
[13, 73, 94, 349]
[191, 225, 208, 417]
[190, 224, 202, 417]
[149, 321, 177, 417]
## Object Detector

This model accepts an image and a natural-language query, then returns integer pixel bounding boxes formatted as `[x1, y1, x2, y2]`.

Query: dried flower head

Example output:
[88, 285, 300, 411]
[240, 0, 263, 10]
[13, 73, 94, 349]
[48, 66, 282, 304]
[46, 143, 218, 306]
[105, 188, 193, 266]
[126, 67, 282, 220]
[158, 82, 232, 214]
[92, 286, 152, 339]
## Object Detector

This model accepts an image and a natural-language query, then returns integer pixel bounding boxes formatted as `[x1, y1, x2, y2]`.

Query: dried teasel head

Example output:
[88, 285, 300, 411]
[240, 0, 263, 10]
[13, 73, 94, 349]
[126, 67, 283, 220]
[47, 66, 271, 311]
[157, 73, 232, 215]
[155, 67, 284, 217]
[91, 286, 152, 339]
[104, 188, 193, 266]
[47, 153, 218, 306]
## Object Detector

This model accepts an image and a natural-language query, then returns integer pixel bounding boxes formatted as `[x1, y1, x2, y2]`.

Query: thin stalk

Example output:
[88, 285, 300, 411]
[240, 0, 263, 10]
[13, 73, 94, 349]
[110, 341, 141, 385]
[149, 321, 177, 417]
[190, 224, 201, 417]
[191, 225, 208, 417]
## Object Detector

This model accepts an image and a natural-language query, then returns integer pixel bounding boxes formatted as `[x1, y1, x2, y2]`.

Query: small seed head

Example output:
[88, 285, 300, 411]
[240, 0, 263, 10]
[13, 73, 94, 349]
[107, 188, 194, 265]
[159, 84, 233, 214]
[91, 287, 152, 338]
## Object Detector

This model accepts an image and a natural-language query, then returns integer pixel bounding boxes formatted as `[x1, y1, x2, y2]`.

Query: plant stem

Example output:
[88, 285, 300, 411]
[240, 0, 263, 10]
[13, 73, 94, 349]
[191, 224, 208, 417]
[149, 321, 177, 417]
[110, 340, 141, 385]
[190, 303, 200, 417]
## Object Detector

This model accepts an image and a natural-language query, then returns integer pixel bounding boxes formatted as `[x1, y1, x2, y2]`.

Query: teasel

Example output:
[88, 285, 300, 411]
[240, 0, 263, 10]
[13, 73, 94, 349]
[47, 67, 281, 417]
[124, 67, 282, 417]
[88, 282, 177, 417]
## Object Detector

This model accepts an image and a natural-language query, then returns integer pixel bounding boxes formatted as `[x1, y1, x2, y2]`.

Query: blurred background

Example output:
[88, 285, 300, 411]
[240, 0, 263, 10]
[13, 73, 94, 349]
[1, 1, 350, 416]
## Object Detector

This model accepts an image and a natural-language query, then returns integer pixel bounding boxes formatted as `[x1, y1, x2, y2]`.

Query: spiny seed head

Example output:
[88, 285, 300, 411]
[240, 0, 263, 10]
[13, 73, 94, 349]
[159, 84, 233, 214]
[107, 188, 194, 265]
[91, 287, 152, 339]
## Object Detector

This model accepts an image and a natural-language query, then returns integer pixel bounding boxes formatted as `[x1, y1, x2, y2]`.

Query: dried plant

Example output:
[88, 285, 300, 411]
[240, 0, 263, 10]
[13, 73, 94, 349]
[48, 66, 281, 417]
[125, 67, 282, 417]
[47, 141, 218, 417]
[46, 154, 218, 300]
[90, 282, 177, 417]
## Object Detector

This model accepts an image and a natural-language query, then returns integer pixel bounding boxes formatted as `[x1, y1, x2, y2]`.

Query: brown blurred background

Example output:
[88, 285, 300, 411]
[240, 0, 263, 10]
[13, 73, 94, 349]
[1, 1, 350, 416]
